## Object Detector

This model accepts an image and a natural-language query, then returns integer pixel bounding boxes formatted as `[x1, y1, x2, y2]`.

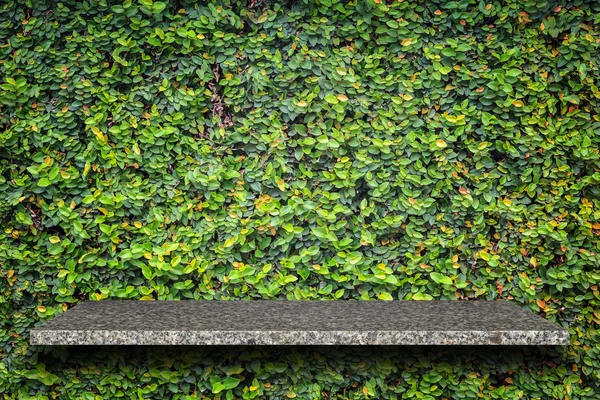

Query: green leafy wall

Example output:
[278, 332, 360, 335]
[1, 0, 600, 398]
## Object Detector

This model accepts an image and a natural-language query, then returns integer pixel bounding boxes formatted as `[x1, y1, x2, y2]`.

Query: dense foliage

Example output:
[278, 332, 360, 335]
[1, 0, 600, 398]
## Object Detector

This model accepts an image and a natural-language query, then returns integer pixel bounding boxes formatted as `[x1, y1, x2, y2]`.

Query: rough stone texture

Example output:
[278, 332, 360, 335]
[30, 300, 569, 345]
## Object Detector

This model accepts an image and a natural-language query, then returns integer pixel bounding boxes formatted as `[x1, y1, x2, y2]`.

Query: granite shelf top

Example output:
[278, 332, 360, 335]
[30, 300, 569, 346]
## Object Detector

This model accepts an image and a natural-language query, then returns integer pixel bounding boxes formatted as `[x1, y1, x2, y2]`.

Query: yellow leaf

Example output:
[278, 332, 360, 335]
[134, 221, 143, 228]
[503, 198, 513, 206]
[402, 93, 413, 101]
[224, 236, 236, 248]
[257, 13, 268, 23]
[297, 100, 307, 107]
[536, 299, 545, 309]
[401, 38, 413, 46]
[512, 100, 524, 107]
[91, 126, 106, 143]
[286, 393, 296, 399]
[435, 139, 447, 148]
[49, 236, 61, 244]
[530, 257, 538, 267]
[337, 94, 348, 102]
[277, 179, 286, 191]
[37, 305, 46, 312]
[32, 125, 38, 132]
[363, 386, 369, 395]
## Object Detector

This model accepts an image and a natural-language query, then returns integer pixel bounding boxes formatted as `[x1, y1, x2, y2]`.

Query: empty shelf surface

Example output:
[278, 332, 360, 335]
[30, 300, 569, 345]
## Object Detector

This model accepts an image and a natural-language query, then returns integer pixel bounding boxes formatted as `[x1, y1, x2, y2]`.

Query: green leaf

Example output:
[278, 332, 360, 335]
[211, 382, 225, 393]
[430, 272, 453, 285]
[378, 292, 393, 301]
[346, 252, 363, 265]
[171, 256, 181, 267]
[140, 263, 154, 280]
[24, 368, 60, 386]
[15, 212, 33, 225]
[413, 292, 434, 301]
[324, 94, 339, 104]
[152, 2, 167, 13]
[311, 227, 328, 239]
[38, 178, 52, 187]
[48, 244, 64, 256]
[222, 377, 240, 390]
[257, 13, 268, 23]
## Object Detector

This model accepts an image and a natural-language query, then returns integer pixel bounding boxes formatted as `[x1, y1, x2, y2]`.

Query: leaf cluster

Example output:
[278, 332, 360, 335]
[1, 0, 600, 398]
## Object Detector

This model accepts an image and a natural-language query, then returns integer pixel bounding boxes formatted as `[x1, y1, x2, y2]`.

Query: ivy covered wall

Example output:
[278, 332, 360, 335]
[1, 0, 599, 398]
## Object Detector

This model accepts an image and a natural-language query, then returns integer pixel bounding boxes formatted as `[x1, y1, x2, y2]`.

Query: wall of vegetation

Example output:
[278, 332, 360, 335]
[1, 0, 600, 398]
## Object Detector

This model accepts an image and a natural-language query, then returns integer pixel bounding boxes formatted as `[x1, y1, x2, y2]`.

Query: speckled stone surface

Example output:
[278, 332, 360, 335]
[30, 301, 569, 345]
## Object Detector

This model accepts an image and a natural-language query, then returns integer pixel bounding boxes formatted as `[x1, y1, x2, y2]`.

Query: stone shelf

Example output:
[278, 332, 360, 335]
[30, 300, 569, 346]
